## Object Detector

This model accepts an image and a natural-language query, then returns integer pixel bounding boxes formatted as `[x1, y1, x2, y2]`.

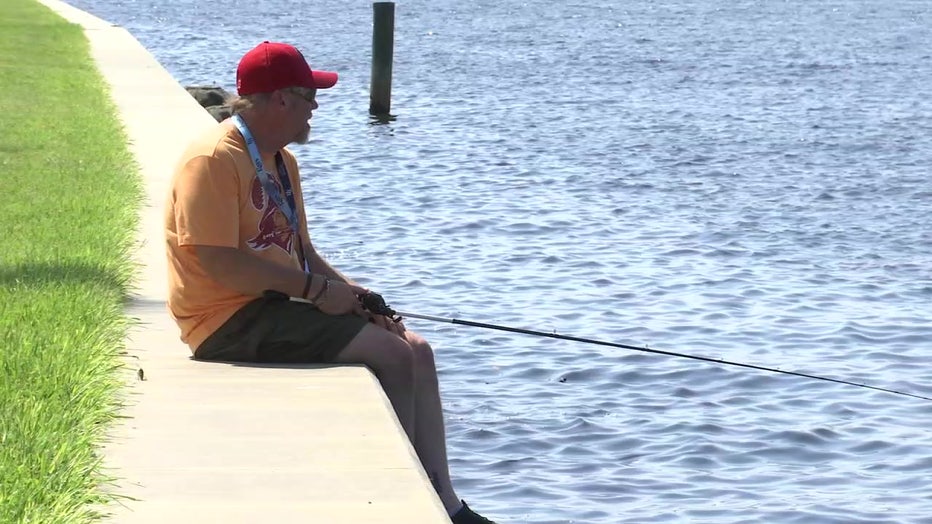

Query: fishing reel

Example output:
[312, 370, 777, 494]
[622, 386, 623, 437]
[359, 291, 403, 323]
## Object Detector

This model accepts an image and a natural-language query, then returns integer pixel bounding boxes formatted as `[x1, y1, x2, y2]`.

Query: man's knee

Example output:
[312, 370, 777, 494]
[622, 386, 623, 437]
[339, 325, 414, 371]
[384, 335, 416, 364]
[407, 333, 437, 374]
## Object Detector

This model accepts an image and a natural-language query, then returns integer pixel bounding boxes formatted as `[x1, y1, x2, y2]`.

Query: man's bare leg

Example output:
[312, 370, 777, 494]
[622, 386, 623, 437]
[406, 331, 461, 512]
[334, 324, 462, 513]
[333, 323, 416, 440]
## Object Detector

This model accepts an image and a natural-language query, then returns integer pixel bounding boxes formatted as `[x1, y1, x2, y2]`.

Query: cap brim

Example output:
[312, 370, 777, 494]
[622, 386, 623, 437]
[310, 70, 338, 89]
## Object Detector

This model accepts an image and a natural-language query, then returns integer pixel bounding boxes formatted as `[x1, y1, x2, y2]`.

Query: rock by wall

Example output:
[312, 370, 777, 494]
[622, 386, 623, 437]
[185, 86, 232, 122]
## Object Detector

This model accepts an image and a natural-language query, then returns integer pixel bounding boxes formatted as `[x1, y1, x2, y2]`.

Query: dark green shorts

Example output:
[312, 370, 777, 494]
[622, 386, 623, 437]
[194, 294, 368, 364]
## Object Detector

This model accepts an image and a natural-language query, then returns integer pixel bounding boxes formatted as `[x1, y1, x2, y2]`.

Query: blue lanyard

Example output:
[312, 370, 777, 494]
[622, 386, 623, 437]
[232, 114, 299, 233]
[232, 114, 308, 271]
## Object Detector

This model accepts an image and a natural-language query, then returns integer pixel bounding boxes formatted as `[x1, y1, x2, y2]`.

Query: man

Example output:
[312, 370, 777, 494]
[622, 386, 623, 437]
[164, 41, 496, 524]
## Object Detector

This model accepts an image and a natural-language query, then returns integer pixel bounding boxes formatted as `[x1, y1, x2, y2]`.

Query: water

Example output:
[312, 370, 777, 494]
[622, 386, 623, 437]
[65, 0, 932, 521]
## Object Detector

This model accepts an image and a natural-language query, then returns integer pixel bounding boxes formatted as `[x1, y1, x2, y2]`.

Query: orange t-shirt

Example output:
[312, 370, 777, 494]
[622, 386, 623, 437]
[164, 120, 311, 352]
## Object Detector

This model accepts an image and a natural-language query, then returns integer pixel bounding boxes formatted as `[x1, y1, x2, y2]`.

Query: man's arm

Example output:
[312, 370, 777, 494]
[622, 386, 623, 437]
[301, 239, 405, 335]
[196, 245, 309, 297]
[197, 245, 368, 316]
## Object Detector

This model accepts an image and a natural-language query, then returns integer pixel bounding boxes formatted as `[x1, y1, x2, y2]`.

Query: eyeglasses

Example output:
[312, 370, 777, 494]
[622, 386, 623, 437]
[286, 87, 317, 103]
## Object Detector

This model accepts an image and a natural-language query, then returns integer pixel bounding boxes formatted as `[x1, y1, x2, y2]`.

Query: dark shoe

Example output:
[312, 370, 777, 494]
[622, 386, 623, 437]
[451, 500, 497, 524]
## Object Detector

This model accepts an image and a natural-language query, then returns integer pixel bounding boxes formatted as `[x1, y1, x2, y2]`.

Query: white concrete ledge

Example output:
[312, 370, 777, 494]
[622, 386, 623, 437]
[37, 1, 450, 521]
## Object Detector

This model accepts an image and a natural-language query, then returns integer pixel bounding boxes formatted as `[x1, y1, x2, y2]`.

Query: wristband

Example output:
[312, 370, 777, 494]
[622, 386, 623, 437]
[301, 273, 314, 299]
[309, 277, 329, 304]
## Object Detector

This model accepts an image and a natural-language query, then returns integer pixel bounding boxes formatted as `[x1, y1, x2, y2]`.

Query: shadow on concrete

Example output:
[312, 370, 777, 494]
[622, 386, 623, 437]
[188, 357, 368, 372]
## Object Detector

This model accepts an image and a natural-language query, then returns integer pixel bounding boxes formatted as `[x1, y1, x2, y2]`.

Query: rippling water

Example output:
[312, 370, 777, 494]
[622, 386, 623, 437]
[66, 0, 932, 521]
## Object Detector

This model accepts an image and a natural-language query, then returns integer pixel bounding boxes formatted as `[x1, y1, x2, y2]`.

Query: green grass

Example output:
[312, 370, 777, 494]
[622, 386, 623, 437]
[0, 0, 141, 522]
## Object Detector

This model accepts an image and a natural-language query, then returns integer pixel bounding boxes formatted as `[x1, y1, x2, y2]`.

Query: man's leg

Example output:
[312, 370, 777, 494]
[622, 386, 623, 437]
[406, 331, 461, 512]
[332, 323, 417, 440]
[333, 324, 462, 513]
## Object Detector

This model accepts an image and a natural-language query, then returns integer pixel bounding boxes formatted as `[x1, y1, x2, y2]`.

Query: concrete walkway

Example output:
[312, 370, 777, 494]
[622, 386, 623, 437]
[38, 1, 451, 522]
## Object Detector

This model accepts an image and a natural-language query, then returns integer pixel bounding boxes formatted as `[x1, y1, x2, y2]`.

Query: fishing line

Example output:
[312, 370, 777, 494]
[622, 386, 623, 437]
[357, 293, 931, 402]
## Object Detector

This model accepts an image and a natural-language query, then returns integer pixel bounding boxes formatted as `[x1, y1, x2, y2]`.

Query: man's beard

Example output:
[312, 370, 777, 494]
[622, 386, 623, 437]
[291, 122, 311, 145]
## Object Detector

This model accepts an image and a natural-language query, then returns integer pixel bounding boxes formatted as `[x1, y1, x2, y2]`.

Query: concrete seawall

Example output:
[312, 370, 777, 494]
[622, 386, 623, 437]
[37, 1, 451, 522]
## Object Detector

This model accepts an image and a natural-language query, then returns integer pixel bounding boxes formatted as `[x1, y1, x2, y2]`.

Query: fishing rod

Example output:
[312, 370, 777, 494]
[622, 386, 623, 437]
[358, 293, 932, 403]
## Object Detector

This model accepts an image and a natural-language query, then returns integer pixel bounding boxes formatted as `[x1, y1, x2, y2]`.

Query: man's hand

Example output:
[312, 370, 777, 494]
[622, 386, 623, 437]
[316, 280, 367, 316]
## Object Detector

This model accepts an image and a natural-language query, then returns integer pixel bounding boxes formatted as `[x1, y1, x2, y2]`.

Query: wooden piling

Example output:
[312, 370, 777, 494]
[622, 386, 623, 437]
[370, 2, 395, 116]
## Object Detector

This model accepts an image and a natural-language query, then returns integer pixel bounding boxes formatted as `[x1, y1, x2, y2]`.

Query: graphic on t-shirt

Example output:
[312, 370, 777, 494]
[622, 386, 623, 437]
[246, 176, 294, 255]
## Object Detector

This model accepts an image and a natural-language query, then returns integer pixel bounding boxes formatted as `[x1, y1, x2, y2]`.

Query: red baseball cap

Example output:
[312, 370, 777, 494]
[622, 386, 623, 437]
[236, 41, 338, 95]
